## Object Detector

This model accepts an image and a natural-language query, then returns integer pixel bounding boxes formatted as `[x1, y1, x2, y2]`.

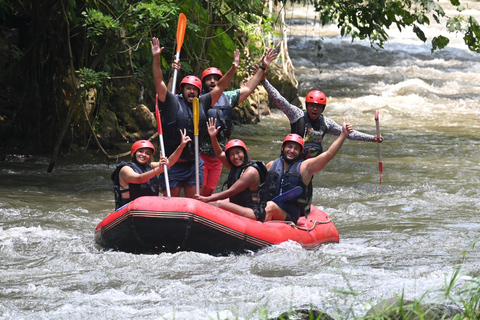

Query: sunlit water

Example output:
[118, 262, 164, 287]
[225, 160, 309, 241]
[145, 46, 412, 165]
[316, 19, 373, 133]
[1, 2, 480, 319]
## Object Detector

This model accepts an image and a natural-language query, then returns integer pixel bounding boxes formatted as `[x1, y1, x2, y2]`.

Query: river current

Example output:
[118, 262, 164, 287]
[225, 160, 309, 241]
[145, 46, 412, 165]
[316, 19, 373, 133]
[1, 2, 479, 319]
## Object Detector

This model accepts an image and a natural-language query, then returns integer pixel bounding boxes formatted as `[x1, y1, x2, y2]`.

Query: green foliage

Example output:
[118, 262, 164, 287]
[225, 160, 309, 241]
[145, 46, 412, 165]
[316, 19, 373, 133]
[208, 28, 238, 67]
[447, 15, 468, 32]
[130, 1, 175, 30]
[82, 8, 120, 39]
[285, 0, 480, 52]
[76, 68, 110, 89]
[464, 16, 480, 53]
[431, 35, 450, 52]
[413, 25, 427, 43]
[5, 0, 480, 153]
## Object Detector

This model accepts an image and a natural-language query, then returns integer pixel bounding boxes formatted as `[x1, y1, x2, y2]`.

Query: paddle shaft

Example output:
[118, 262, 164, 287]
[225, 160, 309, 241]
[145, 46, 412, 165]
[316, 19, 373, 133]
[171, 14, 187, 95]
[156, 95, 171, 197]
[375, 110, 383, 184]
[159, 132, 171, 197]
[171, 53, 180, 95]
[195, 136, 200, 195]
[193, 98, 200, 195]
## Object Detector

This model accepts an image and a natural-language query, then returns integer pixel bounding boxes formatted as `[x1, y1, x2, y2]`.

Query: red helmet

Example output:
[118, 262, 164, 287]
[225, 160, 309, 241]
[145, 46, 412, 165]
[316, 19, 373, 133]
[282, 134, 304, 151]
[131, 140, 155, 155]
[225, 139, 248, 155]
[225, 139, 249, 165]
[305, 90, 327, 105]
[179, 75, 202, 91]
[201, 67, 223, 81]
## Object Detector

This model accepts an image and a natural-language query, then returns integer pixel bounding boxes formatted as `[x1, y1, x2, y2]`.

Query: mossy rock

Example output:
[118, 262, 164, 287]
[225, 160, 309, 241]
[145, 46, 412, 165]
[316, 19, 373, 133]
[97, 108, 127, 142]
[270, 308, 335, 320]
[365, 298, 463, 320]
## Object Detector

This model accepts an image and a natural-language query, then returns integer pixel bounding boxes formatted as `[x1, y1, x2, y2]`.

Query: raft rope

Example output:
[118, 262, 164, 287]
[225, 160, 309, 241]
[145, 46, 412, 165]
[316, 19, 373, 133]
[265, 218, 332, 231]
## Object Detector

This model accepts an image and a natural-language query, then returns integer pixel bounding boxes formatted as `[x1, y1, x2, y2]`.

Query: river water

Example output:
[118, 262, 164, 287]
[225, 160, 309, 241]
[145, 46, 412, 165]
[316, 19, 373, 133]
[1, 3, 480, 320]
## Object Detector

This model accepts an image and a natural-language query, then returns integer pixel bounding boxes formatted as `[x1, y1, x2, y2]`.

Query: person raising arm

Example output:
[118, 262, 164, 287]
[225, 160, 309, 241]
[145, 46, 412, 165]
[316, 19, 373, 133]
[111, 130, 190, 208]
[261, 120, 354, 223]
[258, 72, 382, 158]
[194, 118, 267, 221]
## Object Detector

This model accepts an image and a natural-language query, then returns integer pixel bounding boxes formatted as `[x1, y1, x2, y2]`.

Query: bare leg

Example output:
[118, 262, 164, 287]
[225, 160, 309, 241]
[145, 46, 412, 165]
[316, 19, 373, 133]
[169, 187, 182, 197]
[264, 201, 287, 222]
[183, 184, 196, 198]
[211, 200, 257, 220]
[201, 186, 214, 196]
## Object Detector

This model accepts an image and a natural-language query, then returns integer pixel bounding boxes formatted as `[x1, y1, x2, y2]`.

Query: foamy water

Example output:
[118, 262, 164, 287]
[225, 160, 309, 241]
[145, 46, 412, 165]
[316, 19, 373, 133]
[1, 2, 480, 319]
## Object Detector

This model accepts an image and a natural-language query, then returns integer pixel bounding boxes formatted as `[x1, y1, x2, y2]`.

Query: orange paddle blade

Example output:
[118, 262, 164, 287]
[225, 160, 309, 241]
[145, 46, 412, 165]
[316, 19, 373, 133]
[176, 13, 187, 53]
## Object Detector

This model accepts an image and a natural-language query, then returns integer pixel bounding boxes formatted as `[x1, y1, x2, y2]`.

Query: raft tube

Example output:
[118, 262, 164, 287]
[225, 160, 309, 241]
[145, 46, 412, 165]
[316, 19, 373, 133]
[94, 196, 339, 255]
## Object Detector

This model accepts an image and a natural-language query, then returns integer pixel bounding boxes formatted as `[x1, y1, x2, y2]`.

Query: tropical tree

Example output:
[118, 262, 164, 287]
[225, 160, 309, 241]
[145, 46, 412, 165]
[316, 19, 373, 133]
[1, 0, 479, 172]
[0, 0, 271, 171]
[282, 0, 480, 52]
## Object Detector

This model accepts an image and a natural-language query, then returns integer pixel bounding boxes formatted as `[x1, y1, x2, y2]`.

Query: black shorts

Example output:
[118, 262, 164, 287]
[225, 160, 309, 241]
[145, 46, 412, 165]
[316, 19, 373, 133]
[252, 203, 266, 222]
[278, 202, 300, 224]
[256, 201, 299, 224]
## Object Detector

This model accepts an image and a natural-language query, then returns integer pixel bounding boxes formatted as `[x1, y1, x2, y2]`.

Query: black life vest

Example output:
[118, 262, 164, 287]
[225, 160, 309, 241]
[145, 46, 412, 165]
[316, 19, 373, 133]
[225, 161, 267, 207]
[291, 112, 328, 158]
[260, 157, 310, 220]
[163, 95, 207, 161]
[207, 93, 233, 138]
[111, 161, 160, 209]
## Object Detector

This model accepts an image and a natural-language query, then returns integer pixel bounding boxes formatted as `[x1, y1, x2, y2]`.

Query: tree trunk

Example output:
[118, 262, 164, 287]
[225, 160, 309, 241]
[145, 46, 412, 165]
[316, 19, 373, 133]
[278, 1, 298, 87]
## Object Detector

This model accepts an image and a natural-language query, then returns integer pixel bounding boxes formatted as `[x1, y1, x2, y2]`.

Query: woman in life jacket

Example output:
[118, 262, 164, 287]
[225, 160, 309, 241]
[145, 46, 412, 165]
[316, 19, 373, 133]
[112, 130, 190, 209]
[194, 118, 267, 222]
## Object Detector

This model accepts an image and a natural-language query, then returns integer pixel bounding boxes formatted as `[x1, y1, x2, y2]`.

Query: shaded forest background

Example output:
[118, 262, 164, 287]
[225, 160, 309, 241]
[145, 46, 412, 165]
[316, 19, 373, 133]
[1, 0, 479, 170]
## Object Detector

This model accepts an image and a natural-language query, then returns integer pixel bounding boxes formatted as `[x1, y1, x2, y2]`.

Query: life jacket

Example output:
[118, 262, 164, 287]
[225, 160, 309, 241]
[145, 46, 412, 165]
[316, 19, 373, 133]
[207, 93, 233, 138]
[200, 93, 232, 157]
[260, 157, 310, 220]
[225, 161, 267, 207]
[111, 161, 160, 209]
[291, 112, 328, 159]
[163, 95, 207, 161]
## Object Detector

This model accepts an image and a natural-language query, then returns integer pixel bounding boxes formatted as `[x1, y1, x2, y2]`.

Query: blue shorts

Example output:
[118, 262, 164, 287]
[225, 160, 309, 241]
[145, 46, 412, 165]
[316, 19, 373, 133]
[158, 159, 204, 190]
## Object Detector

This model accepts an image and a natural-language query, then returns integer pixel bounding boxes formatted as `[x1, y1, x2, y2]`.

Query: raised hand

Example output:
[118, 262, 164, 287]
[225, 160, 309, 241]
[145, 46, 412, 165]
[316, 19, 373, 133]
[262, 48, 278, 68]
[374, 135, 384, 143]
[172, 59, 181, 72]
[207, 117, 221, 138]
[232, 49, 240, 68]
[179, 128, 192, 146]
[150, 37, 164, 56]
[342, 117, 353, 135]
[251, 64, 265, 82]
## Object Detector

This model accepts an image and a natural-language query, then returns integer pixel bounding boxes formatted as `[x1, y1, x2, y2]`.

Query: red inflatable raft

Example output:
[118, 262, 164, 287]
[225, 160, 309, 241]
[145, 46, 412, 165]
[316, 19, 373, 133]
[94, 196, 339, 255]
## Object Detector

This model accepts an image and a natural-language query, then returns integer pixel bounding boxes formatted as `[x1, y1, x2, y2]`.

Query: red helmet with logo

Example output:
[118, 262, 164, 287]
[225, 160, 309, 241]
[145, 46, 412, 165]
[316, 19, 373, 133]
[225, 139, 249, 165]
[201, 67, 223, 81]
[305, 90, 327, 106]
[131, 140, 155, 155]
[282, 134, 304, 151]
[179, 75, 202, 91]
